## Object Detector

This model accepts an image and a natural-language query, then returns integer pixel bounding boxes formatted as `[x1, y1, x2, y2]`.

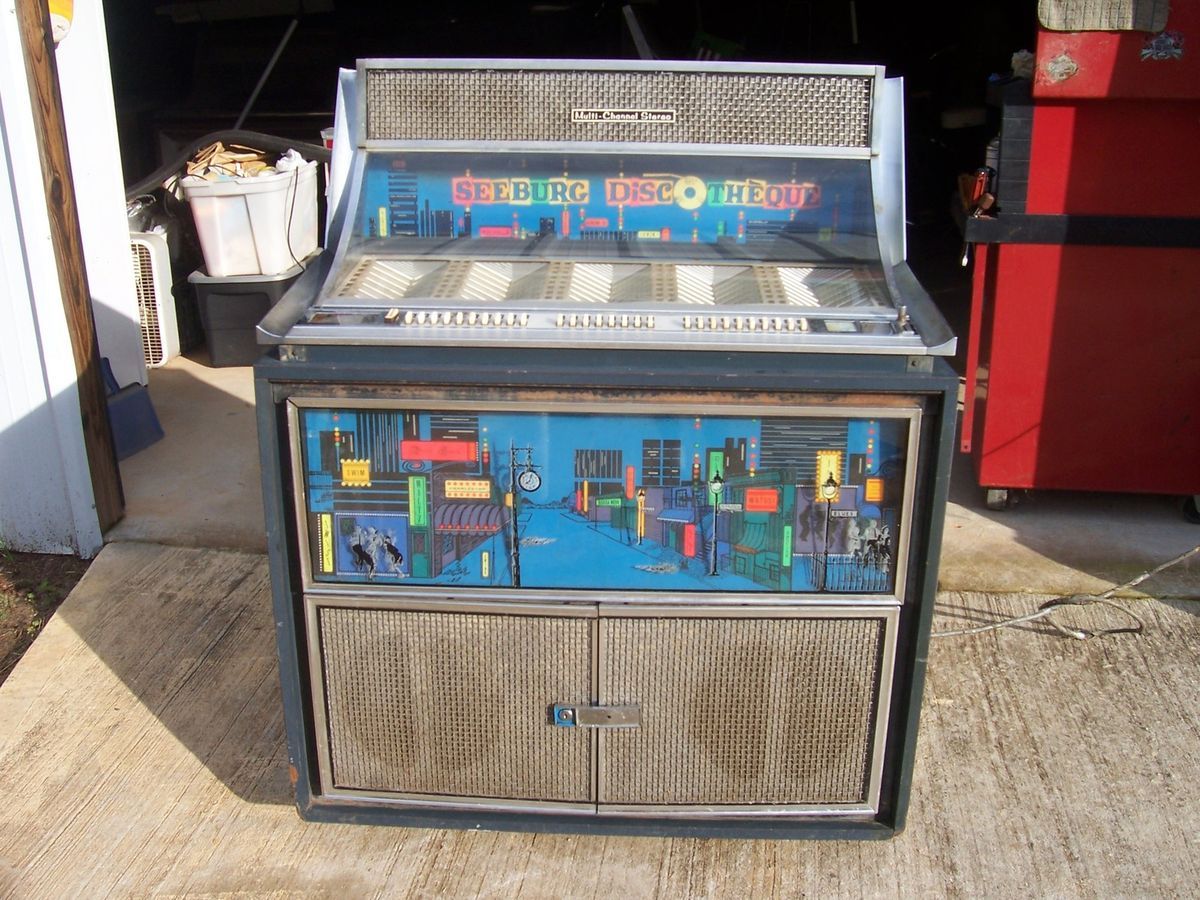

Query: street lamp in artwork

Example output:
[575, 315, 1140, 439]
[708, 471, 724, 576]
[636, 488, 647, 545]
[507, 441, 540, 588]
[819, 472, 839, 590]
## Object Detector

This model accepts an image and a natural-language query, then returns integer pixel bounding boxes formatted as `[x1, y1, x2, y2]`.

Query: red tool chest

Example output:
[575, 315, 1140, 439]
[962, 4, 1200, 509]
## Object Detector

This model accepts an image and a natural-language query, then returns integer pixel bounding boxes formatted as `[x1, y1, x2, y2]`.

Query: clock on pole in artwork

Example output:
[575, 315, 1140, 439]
[517, 468, 542, 492]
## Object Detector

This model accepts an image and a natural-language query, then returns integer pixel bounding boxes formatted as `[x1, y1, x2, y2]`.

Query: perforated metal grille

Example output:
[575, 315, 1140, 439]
[335, 258, 890, 308]
[600, 616, 886, 806]
[1038, 0, 1168, 31]
[317, 606, 592, 801]
[131, 241, 163, 366]
[771, 267, 890, 308]
[365, 68, 873, 148]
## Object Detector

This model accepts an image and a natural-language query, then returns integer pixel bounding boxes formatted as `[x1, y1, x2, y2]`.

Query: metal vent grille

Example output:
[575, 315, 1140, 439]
[600, 615, 885, 806]
[1038, 0, 1168, 31]
[334, 258, 891, 308]
[131, 241, 164, 366]
[365, 68, 873, 148]
[317, 607, 592, 801]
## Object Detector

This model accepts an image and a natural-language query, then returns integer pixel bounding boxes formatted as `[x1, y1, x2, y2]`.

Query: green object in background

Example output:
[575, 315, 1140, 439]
[596, 496, 622, 508]
[408, 475, 428, 527]
[708, 450, 724, 482]
[782, 525, 793, 567]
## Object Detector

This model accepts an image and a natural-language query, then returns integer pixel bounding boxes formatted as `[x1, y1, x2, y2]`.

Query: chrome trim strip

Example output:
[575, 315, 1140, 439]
[322, 788, 597, 815]
[318, 149, 367, 309]
[279, 326, 933, 355]
[873, 76, 906, 268]
[304, 580, 902, 609]
[596, 602, 898, 618]
[867, 605, 899, 810]
[893, 262, 958, 355]
[597, 804, 875, 818]
[304, 595, 336, 797]
[287, 401, 315, 589]
[358, 140, 874, 158]
[283, 398, 916, 420]
[360, 57, 883, 77]
[306, 593, 599, 618]
[893, 412, 921, 598]
[317, 306, 899, 323]
[304, 582, 897, 608]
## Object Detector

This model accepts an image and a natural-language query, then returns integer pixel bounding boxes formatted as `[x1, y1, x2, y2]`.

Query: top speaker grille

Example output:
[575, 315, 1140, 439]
[364, 68, 874, 148]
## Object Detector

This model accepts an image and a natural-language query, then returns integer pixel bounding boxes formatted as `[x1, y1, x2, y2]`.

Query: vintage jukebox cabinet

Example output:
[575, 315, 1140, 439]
[254, 59, 957, 838]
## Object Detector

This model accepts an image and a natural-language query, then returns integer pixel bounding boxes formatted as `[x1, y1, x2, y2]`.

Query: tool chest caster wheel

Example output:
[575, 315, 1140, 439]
[985, 488, 1010, 511]
[1185, 495, 1200, 525]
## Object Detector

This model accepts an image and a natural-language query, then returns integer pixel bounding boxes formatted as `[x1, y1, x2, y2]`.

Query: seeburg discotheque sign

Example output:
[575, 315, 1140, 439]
[450, 175, 821, 211]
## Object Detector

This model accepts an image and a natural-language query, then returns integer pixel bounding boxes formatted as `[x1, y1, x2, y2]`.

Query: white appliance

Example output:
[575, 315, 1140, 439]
[129, 231, 179, 368]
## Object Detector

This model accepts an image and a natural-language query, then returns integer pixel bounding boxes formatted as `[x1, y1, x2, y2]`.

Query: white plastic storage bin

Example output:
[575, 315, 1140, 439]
[183, 160, 318, 277]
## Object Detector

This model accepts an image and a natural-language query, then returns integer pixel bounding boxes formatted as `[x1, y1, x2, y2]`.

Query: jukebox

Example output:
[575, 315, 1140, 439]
[254, 59, 957, 838]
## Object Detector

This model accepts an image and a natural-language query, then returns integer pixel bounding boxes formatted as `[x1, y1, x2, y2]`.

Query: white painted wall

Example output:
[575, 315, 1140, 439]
[57, 0, 146, 388]
[0, 0, 103, 556]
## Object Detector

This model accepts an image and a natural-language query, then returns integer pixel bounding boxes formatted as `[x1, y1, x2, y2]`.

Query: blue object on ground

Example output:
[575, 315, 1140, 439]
[101, 358, 164, 461]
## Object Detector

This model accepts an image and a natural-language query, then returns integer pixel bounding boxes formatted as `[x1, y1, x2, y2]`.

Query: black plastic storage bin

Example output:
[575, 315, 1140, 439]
[190, 260, 311, 366]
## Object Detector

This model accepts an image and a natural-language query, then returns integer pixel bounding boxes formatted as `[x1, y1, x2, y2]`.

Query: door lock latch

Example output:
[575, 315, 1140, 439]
[551, 704, 640, 728]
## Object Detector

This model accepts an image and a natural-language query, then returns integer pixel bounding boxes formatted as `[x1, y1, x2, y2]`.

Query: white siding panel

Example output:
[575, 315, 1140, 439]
[0, 0, 102, 555]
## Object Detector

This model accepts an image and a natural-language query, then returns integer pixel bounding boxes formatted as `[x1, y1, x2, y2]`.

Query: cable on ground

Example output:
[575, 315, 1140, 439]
[932, 544, 1200, 640]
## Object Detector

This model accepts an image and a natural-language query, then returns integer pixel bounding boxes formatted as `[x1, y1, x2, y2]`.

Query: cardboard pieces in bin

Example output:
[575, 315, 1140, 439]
[186, 141, 275, 179]
[176, 144, 318, 278]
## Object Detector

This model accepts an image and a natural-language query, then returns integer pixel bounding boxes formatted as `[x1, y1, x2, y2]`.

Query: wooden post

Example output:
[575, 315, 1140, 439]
[16, 0, 124, 530]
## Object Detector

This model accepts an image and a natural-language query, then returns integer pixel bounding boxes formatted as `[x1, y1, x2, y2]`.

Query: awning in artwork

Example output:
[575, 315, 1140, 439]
[656, 507, 696, 524]
[434, 502, 504, 534]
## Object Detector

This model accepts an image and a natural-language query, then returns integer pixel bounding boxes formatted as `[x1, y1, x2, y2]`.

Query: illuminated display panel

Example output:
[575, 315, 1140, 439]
[295, 402, 910, 595]
[338, 151, 880, 268]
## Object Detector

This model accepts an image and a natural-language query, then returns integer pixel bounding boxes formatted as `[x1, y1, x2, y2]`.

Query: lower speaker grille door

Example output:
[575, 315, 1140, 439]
[314, 605, 593, 803]
[598, 613, 891, 811]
